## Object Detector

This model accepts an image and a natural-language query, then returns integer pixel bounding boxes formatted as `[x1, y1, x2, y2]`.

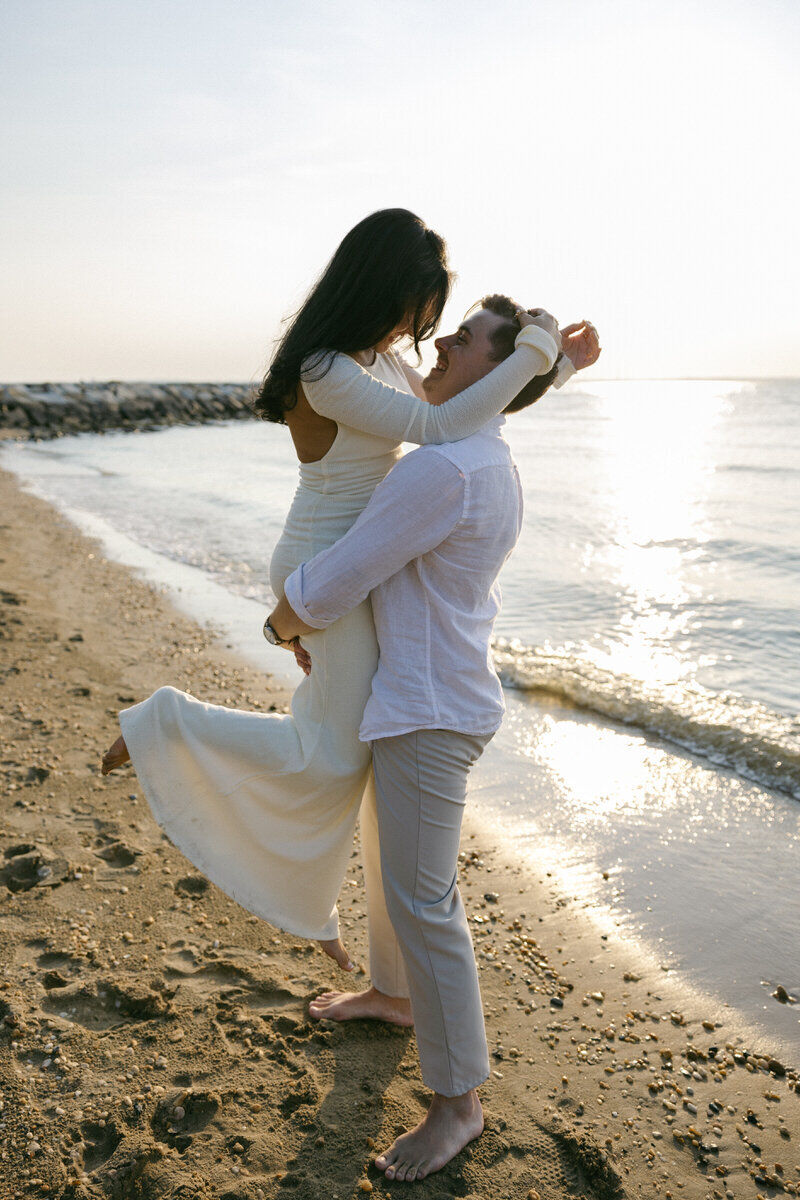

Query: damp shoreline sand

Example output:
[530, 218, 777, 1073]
[2, 464, 799, 1200]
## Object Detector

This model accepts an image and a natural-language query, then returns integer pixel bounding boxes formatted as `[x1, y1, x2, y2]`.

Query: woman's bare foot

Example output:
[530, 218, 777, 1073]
[308, 985, 413, 1027]
[318, 937, 354, 972]
[375, 1089, 483, 1181]
[101, 735, 130, 776]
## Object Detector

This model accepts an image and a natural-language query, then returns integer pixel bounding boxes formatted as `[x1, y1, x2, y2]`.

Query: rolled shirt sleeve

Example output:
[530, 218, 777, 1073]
[554, 356, 576, 388]
[283, 449, 466, 628]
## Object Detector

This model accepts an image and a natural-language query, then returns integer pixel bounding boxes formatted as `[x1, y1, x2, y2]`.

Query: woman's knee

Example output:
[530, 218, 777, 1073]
[150, 686, 187, 740]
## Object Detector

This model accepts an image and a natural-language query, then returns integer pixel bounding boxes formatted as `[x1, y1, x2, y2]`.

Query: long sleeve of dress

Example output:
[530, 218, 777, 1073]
[302, 325, 558, 446]
[397, 356, 426, 399]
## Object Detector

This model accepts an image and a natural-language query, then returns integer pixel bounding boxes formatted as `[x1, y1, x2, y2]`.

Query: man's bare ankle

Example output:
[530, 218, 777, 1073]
[371, 986, 399, 1001]
[433, 1088, 480, 1114]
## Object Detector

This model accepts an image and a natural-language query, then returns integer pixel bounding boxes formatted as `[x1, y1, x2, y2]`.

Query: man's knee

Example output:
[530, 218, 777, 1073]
[381, 867, 462, 932]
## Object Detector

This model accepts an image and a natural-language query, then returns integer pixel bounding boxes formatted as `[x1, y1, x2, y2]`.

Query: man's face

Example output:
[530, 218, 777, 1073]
[422, 309, 507, 404]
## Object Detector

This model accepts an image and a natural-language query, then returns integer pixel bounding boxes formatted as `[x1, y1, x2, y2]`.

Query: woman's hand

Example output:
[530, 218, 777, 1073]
[559, 320, 601, 370]
[518, 307, 561, 350]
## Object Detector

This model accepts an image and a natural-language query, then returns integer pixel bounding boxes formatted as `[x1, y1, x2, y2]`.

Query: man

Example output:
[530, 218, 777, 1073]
[267, 300, 600, 1182]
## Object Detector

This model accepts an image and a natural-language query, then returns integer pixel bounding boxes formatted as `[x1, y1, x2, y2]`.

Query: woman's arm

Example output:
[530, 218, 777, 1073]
[302, 324, 558, 446]
[396, 354, 426, 400]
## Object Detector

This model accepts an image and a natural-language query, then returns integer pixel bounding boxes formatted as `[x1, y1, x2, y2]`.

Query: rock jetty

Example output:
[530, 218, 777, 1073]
[0, 382, 257, 438]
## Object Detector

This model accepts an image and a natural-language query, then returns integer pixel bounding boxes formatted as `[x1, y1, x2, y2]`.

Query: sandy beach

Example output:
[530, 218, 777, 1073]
[2, 463, 799, 1200]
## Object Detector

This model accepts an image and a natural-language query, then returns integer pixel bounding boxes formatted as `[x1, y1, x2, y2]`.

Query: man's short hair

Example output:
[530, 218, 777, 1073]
[479, 293, 560, 412]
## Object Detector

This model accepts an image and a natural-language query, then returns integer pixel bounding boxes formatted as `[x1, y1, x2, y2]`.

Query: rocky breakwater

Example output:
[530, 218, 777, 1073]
[0, 381, 257, 438]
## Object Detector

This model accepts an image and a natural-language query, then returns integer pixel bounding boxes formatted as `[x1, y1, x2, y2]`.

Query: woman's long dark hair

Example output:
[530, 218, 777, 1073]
[255, 208, 452, 423]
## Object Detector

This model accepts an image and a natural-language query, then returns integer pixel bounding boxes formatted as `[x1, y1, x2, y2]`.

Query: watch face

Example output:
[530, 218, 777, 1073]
[263, 618, 280, 645]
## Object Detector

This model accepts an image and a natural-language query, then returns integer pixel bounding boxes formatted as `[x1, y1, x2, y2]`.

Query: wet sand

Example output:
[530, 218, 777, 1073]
[2, 464, 799, 1200]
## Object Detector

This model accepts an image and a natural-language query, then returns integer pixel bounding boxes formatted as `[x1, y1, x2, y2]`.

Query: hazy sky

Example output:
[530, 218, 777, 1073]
[2, 0, 798, 381]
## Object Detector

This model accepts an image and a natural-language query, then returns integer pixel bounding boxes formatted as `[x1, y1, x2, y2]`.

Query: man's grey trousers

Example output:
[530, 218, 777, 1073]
[361, 728, 492, 1097]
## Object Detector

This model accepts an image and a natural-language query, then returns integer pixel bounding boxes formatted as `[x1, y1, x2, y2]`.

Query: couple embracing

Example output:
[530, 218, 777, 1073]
[103, 208, 600, 1183]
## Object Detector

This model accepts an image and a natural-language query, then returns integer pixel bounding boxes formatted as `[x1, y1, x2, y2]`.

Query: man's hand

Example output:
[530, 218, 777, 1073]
[518, 307, 561, 351]
[559, 321, 601, 370]
[273, 632, 312, 676]
[292, 638, 312, 676]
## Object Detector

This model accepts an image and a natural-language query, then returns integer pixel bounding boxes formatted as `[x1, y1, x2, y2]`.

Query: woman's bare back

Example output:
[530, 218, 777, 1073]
[285, 385, 338, 463]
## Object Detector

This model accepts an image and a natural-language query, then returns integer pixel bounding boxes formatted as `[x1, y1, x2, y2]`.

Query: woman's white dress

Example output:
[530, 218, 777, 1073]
[119, 339, 552, 940]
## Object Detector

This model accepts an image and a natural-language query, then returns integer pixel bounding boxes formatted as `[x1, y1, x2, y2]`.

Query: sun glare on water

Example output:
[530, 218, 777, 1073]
[576, 381, 749, 689]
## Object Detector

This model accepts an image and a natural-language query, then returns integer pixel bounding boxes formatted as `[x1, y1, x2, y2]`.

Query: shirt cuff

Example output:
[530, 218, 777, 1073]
[553, 355, 576, 389]
[514, 324, 559, 372]
[283, 565, 332, 630]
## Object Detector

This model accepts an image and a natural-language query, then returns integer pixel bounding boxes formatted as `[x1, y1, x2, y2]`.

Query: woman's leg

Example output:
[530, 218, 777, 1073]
[104, 598, 378, 952]
[308, 771, 412, 1022]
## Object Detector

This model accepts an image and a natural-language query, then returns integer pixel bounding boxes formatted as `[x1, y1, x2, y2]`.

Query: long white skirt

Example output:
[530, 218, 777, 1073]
[119, 420, 402, 943]
[119, 593, 377, 940]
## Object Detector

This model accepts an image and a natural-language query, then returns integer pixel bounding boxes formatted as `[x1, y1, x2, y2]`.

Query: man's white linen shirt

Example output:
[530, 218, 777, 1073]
[283, 416, 523, 742]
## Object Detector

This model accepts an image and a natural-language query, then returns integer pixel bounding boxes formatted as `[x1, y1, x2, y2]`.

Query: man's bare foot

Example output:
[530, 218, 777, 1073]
[375, 1089, 483, 1181]
[102, 735, 130, 776]
[308, 985, 413, 1027]
[318, 937, 354, 972]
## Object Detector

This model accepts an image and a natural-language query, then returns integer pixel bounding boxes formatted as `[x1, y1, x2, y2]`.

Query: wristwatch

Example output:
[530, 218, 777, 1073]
[263, 617, 292, 646]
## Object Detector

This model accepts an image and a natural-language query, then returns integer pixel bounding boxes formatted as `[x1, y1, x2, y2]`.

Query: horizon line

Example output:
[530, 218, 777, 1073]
[3, 375, 800, 387]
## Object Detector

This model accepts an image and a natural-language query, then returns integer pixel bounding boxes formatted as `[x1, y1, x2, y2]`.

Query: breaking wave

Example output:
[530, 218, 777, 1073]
[492, 639, 800, 800]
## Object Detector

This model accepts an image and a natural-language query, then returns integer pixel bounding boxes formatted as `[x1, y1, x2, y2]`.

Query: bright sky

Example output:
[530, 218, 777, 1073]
[1, 0, 798, 382]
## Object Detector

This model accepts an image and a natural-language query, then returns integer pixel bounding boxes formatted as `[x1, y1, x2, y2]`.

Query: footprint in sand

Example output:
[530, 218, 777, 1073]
[41, 969, 70, 989]
[174, 873, 210, 897]
[40, 979, 174, 1030]
[36, 948, 79, 971]
[466, 1118, 624, 1200]
[93, 840, 139, 868]
[74, 815, 119, 850]
[1, 842, 68, 892]
[150, 1088, 221, 1154]
[278, 1078, 320, 1119]
[25, 947, 83, 990]
[78, 1118, 123, 1173]
[163, 943, 303, 1013]
[25, 765, 51, 784]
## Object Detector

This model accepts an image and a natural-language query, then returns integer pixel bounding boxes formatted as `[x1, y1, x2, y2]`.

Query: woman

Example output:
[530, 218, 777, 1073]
[102, 209, 558, 977]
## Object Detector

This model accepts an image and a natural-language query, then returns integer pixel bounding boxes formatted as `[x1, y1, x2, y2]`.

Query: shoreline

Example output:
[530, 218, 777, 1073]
[2, 465, 799, 1200]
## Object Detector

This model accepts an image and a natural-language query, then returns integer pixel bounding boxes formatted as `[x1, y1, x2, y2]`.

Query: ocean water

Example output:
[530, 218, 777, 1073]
[5, 378, 800, 1052]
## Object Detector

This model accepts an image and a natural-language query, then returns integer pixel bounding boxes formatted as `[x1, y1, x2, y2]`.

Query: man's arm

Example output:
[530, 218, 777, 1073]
[267, 449, 465, 643]
[268, 591, 317, 644]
